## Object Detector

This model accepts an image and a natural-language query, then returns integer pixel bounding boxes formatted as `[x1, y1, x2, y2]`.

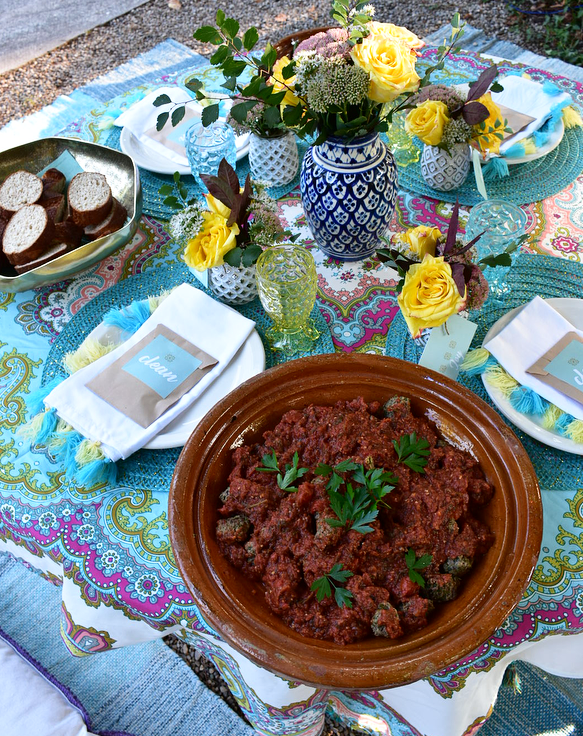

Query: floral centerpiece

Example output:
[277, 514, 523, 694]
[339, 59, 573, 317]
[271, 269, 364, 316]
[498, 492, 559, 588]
[377, 201, 513, 338]
[165, 160, 287, 304]
[404, 66, 510, 191]
[156, 1, 465, 260]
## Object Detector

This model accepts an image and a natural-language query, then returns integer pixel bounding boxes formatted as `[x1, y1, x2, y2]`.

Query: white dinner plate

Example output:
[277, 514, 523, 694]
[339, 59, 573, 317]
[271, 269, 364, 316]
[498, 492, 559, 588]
[482, 297, 583, 455]
[120, 126, 250, 176]
[87, 320, 265, 449]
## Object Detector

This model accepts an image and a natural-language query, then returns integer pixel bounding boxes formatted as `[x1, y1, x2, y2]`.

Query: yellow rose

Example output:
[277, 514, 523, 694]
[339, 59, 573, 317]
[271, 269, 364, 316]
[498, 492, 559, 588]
[398, 254, 466, 338]
[405, 100, 450, 146]
[472, 93, 507, 155]
[184, 211, 239, 271]
[350, 23, 420, 103]
[372, 22, 425, 51]
[396, 225, 442, 258]
[270, 56, 301, 111]
[205, 193, 231, 219]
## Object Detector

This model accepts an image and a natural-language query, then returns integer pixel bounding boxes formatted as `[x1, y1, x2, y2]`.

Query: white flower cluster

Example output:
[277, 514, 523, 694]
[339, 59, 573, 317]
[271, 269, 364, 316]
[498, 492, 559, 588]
[295, 53, 370, 114]
[168, 203, 203, 243]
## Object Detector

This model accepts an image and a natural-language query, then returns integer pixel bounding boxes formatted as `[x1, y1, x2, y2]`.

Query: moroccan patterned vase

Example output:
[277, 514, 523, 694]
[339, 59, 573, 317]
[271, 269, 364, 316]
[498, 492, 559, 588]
[300, 132, 398, 261]
[420, 143, 471, 192]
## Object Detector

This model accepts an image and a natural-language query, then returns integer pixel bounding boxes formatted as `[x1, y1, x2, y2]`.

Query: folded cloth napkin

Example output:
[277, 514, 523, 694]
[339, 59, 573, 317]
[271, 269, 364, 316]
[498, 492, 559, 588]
[483, 295, 583, 421]
[114, 86, 202, 167]
[492, 76, 572, 155]
[44, 283, 256, 461]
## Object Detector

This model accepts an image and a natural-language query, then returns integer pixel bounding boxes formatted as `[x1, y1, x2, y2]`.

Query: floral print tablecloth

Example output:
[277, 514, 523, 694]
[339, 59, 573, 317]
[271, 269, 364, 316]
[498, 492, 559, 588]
[1, 49, 583, 736]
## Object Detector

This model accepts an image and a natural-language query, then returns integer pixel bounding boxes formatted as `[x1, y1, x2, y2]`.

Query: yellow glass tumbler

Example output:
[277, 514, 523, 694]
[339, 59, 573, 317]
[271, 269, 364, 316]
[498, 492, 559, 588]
[256, 245, 320, 355]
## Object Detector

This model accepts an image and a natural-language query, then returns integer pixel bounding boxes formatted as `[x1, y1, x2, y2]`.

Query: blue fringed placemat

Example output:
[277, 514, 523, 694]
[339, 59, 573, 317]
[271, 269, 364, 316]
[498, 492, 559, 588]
[385, 254, 583, 490]
[41, 261, 334, 491]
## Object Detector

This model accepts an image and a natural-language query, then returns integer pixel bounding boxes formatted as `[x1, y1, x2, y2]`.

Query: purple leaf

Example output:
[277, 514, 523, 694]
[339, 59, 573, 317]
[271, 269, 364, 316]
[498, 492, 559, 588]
[201, 175, 235, 210]
[462, 101, 490, 126]
[450, 262, 467, 298]
[218, 158, 240, 197]
[466, 65, 498, 102]
[443, 200, 460, 255]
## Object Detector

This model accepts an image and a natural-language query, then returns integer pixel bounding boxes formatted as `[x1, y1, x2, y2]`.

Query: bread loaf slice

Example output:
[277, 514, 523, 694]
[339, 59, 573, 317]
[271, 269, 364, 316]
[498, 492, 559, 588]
[13, 242, 68, 274]
[68, 172, 112, 226]
[2, 204, 55, 265]
[84, 198, 127, 240]
[41, 194, 66, 223]
[0, 170, 43, 218]
[41, 168, 66, 196]
[55, 220, 83, 249]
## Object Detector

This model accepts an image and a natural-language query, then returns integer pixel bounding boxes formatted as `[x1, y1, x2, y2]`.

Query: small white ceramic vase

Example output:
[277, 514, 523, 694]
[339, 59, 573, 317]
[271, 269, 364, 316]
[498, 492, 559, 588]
[420, 143, 471, 191]
[208, 263, 258, 305]
[248, 131, 299, 187]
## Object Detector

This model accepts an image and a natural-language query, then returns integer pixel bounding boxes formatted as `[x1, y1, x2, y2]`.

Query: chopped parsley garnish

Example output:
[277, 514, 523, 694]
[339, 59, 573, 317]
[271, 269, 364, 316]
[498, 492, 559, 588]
[393, 432, 430, 473]
[310, 563, 354, 608]
[405, 548, 433, 587]
[256, 450, 308, 492]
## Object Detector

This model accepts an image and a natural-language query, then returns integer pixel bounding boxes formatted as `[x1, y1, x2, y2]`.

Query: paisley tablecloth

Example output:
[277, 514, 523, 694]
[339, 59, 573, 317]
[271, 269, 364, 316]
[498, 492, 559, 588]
[1, 46, 583, 736]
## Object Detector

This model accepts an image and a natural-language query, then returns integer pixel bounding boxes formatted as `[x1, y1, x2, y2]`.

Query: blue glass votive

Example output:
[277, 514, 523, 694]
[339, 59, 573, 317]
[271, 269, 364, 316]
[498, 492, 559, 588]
[185, 120, 237, 191]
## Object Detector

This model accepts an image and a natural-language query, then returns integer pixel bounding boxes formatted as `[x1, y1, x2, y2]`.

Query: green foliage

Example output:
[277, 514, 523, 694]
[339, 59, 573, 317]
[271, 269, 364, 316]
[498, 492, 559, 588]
[311, 563, 354, 607]
[393, 433, 430, 473]
[256, 450, 309, 492]
[405, 548, 433, 587]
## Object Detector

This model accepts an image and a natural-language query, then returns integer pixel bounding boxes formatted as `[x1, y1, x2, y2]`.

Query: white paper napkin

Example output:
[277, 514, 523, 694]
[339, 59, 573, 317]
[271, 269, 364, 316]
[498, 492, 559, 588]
[483, 296, 583, 420]
[114, 86, 201, 166]
[492, 76, 572, 154]
[45, 284, 256, 461]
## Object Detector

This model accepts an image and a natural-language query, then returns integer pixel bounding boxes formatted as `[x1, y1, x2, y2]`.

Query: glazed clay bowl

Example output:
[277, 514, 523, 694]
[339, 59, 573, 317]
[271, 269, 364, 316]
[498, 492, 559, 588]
[169, 354, 542, 690]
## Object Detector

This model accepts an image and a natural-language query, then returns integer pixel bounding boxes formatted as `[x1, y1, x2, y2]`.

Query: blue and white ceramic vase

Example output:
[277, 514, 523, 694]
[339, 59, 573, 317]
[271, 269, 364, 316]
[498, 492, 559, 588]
[300, 132, 398, 261]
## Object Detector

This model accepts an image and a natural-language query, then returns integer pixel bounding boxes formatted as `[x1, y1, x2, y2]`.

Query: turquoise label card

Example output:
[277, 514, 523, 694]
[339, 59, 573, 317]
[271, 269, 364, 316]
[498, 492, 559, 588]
[418, 314, 478, 380]
[545, 339, 583, 389]
[122, 334, 202, 399]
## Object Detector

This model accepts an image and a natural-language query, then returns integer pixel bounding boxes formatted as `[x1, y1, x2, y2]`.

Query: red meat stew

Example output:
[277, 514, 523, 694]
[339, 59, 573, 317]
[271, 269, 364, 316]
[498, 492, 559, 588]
[216, 397, 494, 645]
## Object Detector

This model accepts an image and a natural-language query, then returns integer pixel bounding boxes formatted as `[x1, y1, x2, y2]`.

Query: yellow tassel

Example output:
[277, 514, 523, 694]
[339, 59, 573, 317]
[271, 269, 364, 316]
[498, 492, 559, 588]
[17, 411, 46, 440]
[461, 348, 490, 372]
[46, 420, 74, 452]
[75, 439, 105, 467]
[565, 419, 583, 444]
[148, 289, 173, 313]
[541, 404, 563, 430]
[483, 364, 519, 395]
[63, 338, 116, 374]
[522, 138, 537, 155]
[563, 105, 583, 129]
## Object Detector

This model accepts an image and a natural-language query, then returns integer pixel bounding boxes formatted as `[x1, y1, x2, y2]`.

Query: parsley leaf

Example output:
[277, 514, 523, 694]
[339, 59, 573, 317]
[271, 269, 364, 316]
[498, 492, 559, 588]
[277, 451, 308, 492]
[405, 548, 433, 587]
[310, 563, 354, 608]
[393, 433, 431, 473]
[256, 450, 279, 473]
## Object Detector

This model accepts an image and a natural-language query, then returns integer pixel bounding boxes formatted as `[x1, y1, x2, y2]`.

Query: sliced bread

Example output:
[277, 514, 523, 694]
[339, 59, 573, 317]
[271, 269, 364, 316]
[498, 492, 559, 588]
[84, 197, 127, 240]
[68, 172, 112, 226]
[55, 220, 83, 249]
[14, 242, 68, 274]
[41, 168, 66, 196]
[41, 194, 66, 223]
[0, 170, 43, 218]
[2, 204, 55, 265]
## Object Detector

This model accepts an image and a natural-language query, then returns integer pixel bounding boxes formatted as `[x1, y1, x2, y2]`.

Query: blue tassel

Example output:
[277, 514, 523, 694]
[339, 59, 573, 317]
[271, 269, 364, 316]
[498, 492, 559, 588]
[464, 355, 498, 377]
[509, 386, 549, 416]
[53, 430, 84, 474]
[483, 157, 509, 181]
[503, 142, 526, 159]
[542, 80, 562, 96]
[35, 409, 58, 445]
[27, 377, 63, 417]
[555, 413, 576, 436]
[75, 458, 117, 487]
[102, 299, 152, 335]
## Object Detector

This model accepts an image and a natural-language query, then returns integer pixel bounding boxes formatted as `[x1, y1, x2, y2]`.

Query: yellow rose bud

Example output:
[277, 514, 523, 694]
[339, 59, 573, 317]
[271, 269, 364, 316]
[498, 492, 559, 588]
[397, 254, 466, 338]
[350, 23, 421, 104]
[205, 193, 231, 219]
[472, 93, 507, 155]
[184, 211, 239, 271]
[405, 100, 451, 146]
[397, 225, 442, 258]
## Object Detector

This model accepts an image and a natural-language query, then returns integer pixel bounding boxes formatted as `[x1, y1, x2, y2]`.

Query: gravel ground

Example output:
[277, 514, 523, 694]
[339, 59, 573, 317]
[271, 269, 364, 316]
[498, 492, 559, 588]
[0, 1, 546, 732]
[0, 0, 548, 129]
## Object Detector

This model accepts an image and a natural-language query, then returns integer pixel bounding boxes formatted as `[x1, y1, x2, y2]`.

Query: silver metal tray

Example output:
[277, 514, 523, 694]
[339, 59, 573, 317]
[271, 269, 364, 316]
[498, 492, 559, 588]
[0, 137, 142, 293]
